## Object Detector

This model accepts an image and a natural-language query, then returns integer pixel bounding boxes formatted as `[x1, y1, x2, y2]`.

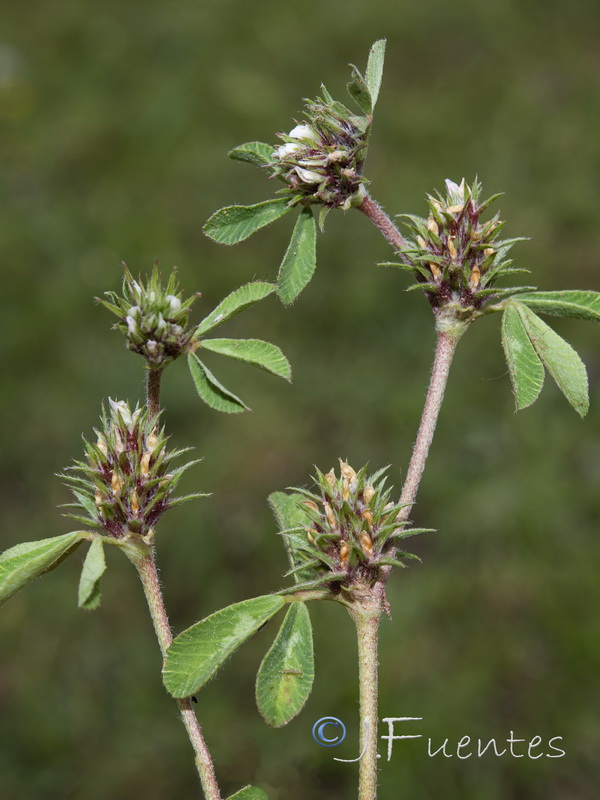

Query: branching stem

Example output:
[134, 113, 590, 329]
[358, 194, 409, 252]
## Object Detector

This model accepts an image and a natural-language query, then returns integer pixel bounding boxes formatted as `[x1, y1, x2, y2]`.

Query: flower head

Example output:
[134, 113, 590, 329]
[395, 179, 530, 322]
[100, 262, 197, 368]
[271, 461, 427, 594]
[269, 93, 371, 211]
[61, 400, 204, 539]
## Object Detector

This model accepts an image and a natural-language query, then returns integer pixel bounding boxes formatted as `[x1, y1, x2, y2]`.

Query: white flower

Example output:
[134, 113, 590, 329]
[288, 124, 320, 144]
[126, 315, 138, 335]
[166, 295, 181, 316]
[445, 178, 466, 202]
[276, 142, 302, 160]
[295, 166, 323, 184]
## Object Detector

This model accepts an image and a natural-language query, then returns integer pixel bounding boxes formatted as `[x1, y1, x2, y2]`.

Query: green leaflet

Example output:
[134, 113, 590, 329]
[256, 602, 315, 728]
[365, 39, 386, 109]
[516, 303, 589, 418]
[200, 338, 291, 382]
[277, 207, 317, 305]
[0, 532, 86, 606]
[227, 787, 268, 800]
[501, 305, 545, 410]
[518, 290, 600, 323]
[163, 595, 285, 698]
[204, 199, 291, 245]
[229, 141, 275, 168]
[188, 353, 249, 413]
[194, 282, 275, 338]
[268, 492, 313, 582]
[347, 66, 372, 114]
[78, 537, 106, 610]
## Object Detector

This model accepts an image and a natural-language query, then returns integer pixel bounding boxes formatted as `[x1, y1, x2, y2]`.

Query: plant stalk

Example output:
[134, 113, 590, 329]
[350, 601, 381, 800]
[146, 367, 164, 418]
[358, 194, 409, 252]
[397, 328, 461, 522]
[135, 552, 222, 800]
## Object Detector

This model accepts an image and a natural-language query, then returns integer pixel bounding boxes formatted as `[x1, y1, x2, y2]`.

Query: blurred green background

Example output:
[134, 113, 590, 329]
[1, 1, 599, 798]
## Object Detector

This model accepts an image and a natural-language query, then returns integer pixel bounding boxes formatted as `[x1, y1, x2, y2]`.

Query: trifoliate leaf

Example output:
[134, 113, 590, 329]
[188, 353, 249, 413]
[518, 290, 600, 323]
[227, 787, 268, 800]
[516, 303, 589, 418]
[256, 602, 315, 728]
[200, 338, 291, 381]
[365, 39, 386, 109]
[229, 142, 275, 168]
[194, 281, 275, 338]
[78, 537, 106, 610]
[347, 66, 372, 114]
[204, 199, 291, 245]
[163, 595, 285, 698]
[277, 207, 317, 305]
[501, 305, 545, 410]
[0, 532, 86, 606]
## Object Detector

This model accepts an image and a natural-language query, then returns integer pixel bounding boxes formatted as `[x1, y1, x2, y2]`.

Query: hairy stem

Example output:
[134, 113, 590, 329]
[135, 552, 222, 800]
[350, 601, 381, 800]
[358, 194, 409, 252]
[146, 367, 164, 418]
[397, 329, 460, 522]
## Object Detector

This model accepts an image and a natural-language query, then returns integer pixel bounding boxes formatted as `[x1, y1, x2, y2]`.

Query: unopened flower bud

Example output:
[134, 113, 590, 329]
[447, 236, 457, 261]
[339, 541, 350, 565]
[339, 461, 357, 483]
[324, 502, 337, 530]
[288, 123, 320, 143]
[295, 166, 323, 184]
[427, 216, 439, 236]
[325, 469, 336, 490]
[111, 472, 122, 495]
[360, 531, 373, 558]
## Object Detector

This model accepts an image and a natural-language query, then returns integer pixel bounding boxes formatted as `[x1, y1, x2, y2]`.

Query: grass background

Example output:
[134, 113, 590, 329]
[1, 1, 599, 798]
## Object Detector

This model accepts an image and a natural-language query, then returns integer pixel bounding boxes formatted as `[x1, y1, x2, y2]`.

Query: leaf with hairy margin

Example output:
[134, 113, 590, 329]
[204, 199, 291, 245]
[229, 142, 275, 168]
[200, 338, 291, 381]
[188, 353, 249, 413]
[501, 304, 545, 410]
[0, 532, 86, 606]
[518, 290, 600, 323]
[78, 537, 106, 610]
[277, 208, 317, 305]
[256, 602, 315, 727]
[194, 281, 275, 338]
[516, 303, 589, 418]
[163, 595, 285, 698]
